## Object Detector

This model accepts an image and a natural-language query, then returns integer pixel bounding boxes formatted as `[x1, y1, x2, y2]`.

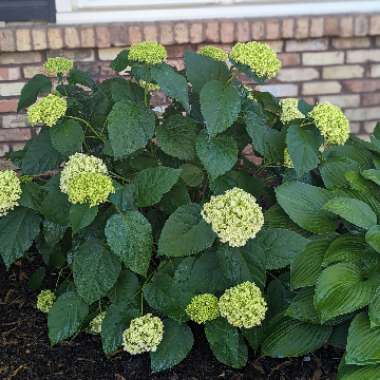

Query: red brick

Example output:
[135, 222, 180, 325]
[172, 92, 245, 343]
[324, 17, 340, 36]
[167, 59, 184, 71]
[205, 21, 219, 43]
[144, 24, 158, 41]
[278, 53, 301, 66]
[166, 45, 188, 58]
[95, 26, 111, 48]
[16, 29, 32, 51]
[370, 15, 380, 35]
[0, 144, 10, 157]
[251, 21, 265, 40]
[343, 79, 380, 93]
[160, 23, 174, 45]
[340, 16, 354, 37]
[110, 25, 129, 46]
[80, 27, 95, 48]
[0, 67, 21, 81]
[128, 25, 143, 44]
[220, 21, 235, 43]
[295, 17, 309, 39]
[174, 23, 189, 44]
[310, 17, 324, 38]
[354, 15, 369, 36]
[190, 23, 203, 43]
[362, 93, 380, 106]
[48, 28, 63, 50]
[64, 27, 80, 48]
[266, 19, 280, 40]
[0, 128, 31, 142]
[0, 99, 18, 113]
[237, 21, 250, 42]
[31, 28, 47, 50]
[0, 29, 16, 52]
[282, 18, 295, 39]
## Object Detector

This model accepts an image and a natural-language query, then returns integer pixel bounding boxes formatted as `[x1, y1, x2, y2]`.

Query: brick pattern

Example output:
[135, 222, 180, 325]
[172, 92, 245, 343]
[1, 14, 380, 155]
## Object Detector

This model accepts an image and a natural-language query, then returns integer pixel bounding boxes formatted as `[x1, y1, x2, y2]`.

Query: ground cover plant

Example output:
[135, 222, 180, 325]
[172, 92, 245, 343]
[0, 39, 376, 378]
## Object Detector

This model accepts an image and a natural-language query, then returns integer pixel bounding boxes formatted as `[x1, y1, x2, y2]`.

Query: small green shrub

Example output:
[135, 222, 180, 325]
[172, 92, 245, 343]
[1, 41, 371, 375]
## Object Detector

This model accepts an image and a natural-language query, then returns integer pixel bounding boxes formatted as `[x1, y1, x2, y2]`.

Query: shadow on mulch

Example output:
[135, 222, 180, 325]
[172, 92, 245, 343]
[0, 259, 342, 380]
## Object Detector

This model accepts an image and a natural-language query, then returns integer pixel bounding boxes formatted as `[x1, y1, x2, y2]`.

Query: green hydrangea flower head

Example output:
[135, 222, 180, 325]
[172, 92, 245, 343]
[139, 80, 160, 92]
[283, 147, 294, 168]
[0, 170, 22, 217]
[309, 102, 350, 145]
[280, 98, 305, 124]
[185, 293, 219, 324]
[229, 41, 281, 79]
[201, 187, 264, 247]
[128, 41, 167, 65]
[218, 281, 267, 329]
[198, 45, 228, 62]
[60, 153, 114, 207]
[44, 57, 74, 75]
[27, 94, 67, 127]
[36, 289, 56, 313]
[122, 314, 164, 355]
[89, 311, 106, 335]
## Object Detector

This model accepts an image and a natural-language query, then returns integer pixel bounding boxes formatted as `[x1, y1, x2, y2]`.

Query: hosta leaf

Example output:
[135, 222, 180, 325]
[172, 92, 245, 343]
[286, 123, 322, 177]
[73, 239, 121, 304]
[369, 288, 380, 327]
[0, 207, 41, 269]
[48, 291, 89, 345]
[150, 319, 194, 373]
[156, 115, 200, 161]
[362, 169, 380, 186]
[205, 319, 248, 369]
[200, 80, 241, 137]
[17, 74, 51, 111]
[366, 225, 380, 253]
[286, 288, 320, 324]
[275, 181, 336, 233]
[105, 211, 152, 276]
[315, 263, 379, 323]
[107, 100, 155, 159]
[337, 363, 380, 380]
[158, 203, 216, 257]
[133, 166, 181, 207]
[101, 302, 139, 354]
[196, 130, 238, 181]
[323, 197, 377, 230]
[49, 119, 84, 156]
[69, 204, 98, 234]
[261, 316, 332, 357]
[346, 313, 380, 366]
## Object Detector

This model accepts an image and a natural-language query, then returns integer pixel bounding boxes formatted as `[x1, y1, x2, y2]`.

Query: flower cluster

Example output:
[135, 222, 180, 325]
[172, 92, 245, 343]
[0, 170, 22, 217]
[283, 148, 294, 169]
[27, 94, 67, 127]
[229, 41, 281, 79]
[43, 57, 73, 75]
[218, 282, 267, 329]
[280, 98, 305, 124]
[60, 153, 114, 207]
[309, 103, 350, 145]
[201, 187, 264, 247]
[139, 80, 160, 92]
[198, 46, 228, 62]
[36, 290, 56, 313]
[128, 41, 167, 65]
[89, 312, 106, 335]
[122, 314, 164, 355]
[185, 293, 219, 324]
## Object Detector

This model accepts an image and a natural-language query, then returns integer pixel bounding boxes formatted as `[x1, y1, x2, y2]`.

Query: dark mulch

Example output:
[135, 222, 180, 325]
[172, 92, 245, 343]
[0, 259, 342, 380]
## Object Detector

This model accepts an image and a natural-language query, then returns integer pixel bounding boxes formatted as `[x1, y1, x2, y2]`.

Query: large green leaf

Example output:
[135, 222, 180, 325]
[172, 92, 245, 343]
[200, 80, 241, 137]
[261, 315, 332, 357]
[108, 269, 140, 307]
[156, 115, 200, 160]
[205, 319, 248, 369]
[68, 69, 96, 90]
[69, 204, 98, 233]
[286, 123, 322, 177]
[314, 263, 379, 323]
[362, 169, 380, 186]
[101, 302, 139, 354]
[286, 288, 320, 324]
[73, 239, 121, 304]
[111, 49, 129, 72]
[158, 203, 216, 257]
[366, 225, 380, 253]
[323, 197, 377, 230]
[150, 319, 194, 373]
[40, 188, 70, 226]
[180, 163, 204, 187]
[291, 237, 333, 289]
[196, 130, 238, 180]
[105, 211, 153, 276]
[0, 207, 41, 269]
[17, 74, 51, 111]
[320, 157, 360, 189]
[107, 100, 155, 159]
[151, 63, 189, 111]
[275, 181, 336, 233]
[133, 166, 181, 207]
[159, 180, 191, 214]
[337, 363, 380, 380]
[49, 119, 84, 156]
[346, 313, 380, 365]
[184, 51, 230, 93]
[48, 291, 89, 345]
[369, 288, 380, 327]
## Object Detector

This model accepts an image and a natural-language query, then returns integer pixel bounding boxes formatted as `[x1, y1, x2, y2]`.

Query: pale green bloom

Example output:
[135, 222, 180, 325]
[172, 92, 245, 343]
[36, 289, 56, 313]
[27, 94, 67, 127]
[139, 80, 160, 91]
[60, 153, 114, 207]
[229, 41, 281, 79]
[44, 57, 73, 75]
[89, 311, 106, 335]
[280, 98, 305, 124]
[185, 293, 219, 324]
[283, 147, 294, 168]
[309, 102, 350, 145]
[198, 45, 228, 62]
[128, 41, 167, 65]
[122, 314, 164, 355]
[218, 281, 267, 329]
[202, 187, 264, 247]
[0, 170, 22, 217]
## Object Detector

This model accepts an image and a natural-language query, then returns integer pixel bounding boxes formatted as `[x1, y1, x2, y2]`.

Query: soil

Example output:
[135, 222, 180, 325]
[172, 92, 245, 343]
[0, 259, 342, 380]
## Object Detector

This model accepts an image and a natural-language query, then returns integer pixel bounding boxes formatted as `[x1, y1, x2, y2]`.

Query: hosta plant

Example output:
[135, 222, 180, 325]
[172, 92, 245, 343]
[0, 40, 366, 374]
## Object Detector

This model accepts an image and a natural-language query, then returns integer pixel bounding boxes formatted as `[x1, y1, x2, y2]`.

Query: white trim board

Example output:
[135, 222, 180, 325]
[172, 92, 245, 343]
[56, 1, 380, 24]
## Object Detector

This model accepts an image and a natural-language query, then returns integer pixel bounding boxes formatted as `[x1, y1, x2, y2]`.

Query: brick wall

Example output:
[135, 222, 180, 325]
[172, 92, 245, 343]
[1, 14, 380, 157]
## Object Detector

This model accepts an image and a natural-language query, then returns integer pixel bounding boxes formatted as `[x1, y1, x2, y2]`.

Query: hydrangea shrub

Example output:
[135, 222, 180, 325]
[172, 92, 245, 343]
[1, 41, 375, 376]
